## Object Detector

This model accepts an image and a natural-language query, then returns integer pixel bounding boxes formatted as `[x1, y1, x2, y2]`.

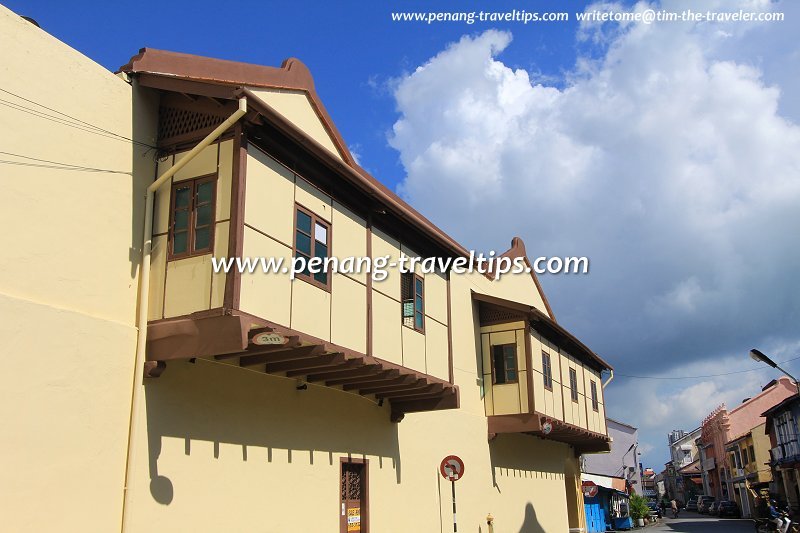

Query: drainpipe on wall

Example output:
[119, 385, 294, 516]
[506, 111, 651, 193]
[602, 369, 614, 389]
[120, 96, 247, 532]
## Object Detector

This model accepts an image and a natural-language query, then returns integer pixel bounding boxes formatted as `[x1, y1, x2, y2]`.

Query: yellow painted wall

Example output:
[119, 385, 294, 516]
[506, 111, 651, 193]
[0, 6, 156, 531]
[125, 357, 574, 533]
[153, 140, 233, 319]
[248, 87, 344, 161]
[748, 425, 773, 483]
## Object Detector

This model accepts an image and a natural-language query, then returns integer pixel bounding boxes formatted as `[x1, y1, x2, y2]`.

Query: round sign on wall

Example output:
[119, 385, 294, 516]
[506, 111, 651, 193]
[251, 332, 288, 346]
[440, 455, 465, 482]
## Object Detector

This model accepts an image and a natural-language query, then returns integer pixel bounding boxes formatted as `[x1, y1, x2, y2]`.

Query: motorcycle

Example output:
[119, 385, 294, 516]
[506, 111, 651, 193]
[754, 511, 799, 533]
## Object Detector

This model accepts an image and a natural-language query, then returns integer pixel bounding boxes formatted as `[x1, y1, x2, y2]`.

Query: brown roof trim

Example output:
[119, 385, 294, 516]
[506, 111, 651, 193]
[239, 86, 470, 258]
[119, 48, 354, 165]
[123, 49, 563, 310]
[472, 291, 613, 372]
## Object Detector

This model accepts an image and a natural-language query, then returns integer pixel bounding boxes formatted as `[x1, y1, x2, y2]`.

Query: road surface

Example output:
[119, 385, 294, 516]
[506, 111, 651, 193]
[648, 511, 754, 532]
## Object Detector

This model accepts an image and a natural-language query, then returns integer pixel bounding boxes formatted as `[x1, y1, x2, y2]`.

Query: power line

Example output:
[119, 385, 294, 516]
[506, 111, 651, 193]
[615, 355, 800, 380]
[0, 150, 132, 175]
[0, 87, 156, 149]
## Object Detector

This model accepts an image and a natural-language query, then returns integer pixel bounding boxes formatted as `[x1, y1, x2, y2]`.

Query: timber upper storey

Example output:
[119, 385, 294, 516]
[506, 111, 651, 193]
[122, 48, 612, 447]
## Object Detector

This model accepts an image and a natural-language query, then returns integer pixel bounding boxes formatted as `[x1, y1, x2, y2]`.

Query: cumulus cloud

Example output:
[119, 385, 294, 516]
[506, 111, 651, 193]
[389, 0, 800, 367]
[388, 0, 800, 467]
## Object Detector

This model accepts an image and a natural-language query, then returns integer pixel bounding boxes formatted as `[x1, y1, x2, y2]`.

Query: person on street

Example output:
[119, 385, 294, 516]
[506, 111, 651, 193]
[769, 499, 790, 533]
[670, 498, 679, 519]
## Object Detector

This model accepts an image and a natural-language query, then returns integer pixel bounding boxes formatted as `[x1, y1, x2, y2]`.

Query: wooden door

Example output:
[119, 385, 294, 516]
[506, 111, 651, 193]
[340, 461, 367, 533]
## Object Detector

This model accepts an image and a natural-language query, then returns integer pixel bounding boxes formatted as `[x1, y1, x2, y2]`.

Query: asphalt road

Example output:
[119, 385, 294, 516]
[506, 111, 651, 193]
[648, 511, 754, 532]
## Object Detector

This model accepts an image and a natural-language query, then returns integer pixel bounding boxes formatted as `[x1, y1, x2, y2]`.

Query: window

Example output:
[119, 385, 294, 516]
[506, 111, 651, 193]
[492, 344, 518, 384]
[294, 205, 330, 288]
[542, 351, 553, 390]
[401, 272, 424, 332]
[569, 368, 579, 402]
[590, 380, 599, 411]
[749, 445, 755, 464]
[169, 175, 216, 259]
[740, 447, 748, 466]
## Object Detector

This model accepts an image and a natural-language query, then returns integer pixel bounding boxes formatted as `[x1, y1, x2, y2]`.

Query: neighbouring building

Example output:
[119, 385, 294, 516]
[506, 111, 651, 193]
[641, 467, 657, 499]
[724, 424, 773, 517]
[0, 5, 615, 532]
[664, 427, 702, 503]
[583, 418, 643, 493]
[763, 394, 800, 512]
[698, 378, 796, 502]
[655, 470, 667, 500]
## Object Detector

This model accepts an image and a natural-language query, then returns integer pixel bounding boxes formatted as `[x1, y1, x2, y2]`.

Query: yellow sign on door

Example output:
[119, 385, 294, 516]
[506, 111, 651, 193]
[347, 508, 361, 532]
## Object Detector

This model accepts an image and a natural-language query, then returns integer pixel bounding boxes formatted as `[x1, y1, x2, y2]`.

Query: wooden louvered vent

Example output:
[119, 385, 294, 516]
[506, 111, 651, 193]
[157, 106, 225, 145]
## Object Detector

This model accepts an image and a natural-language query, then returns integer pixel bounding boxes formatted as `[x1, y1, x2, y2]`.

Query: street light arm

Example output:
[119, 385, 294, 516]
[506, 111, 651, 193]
[750, 348, 800, 395]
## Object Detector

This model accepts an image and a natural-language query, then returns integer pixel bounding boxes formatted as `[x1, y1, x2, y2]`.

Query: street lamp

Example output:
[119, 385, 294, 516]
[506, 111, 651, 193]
[750, 348, 800, 395]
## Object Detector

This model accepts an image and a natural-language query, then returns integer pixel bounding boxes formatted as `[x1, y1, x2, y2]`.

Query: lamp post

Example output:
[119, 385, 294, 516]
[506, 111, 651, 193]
[749, 349, 800, 395]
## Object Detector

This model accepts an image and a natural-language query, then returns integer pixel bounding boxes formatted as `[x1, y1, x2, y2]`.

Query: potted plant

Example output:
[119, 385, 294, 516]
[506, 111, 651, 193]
[629, 495, 650, 527]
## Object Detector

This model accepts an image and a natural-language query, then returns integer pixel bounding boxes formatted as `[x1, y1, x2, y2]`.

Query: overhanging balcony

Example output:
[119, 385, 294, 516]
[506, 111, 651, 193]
[145, 309, 458, 421]
[771, 439, 800, 466]
[487, 414, 611, 455]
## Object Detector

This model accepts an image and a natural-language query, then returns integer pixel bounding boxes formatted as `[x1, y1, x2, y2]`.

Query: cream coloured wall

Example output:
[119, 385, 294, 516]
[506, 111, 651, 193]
[465, 267, 550, 319]
[125, 213, 592, 532]
[0, 6, 156, 531]
[125, 356, 574, 533]
[248, 87, 344, 161]
[242, 147, 388, 361]
[153, 140, 233, 319]
[240, 145, 448, 376]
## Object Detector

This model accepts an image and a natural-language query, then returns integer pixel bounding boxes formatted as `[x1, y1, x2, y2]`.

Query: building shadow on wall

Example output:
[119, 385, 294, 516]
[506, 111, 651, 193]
[488, 434, 566, 532]
[144, 359, 402, 504]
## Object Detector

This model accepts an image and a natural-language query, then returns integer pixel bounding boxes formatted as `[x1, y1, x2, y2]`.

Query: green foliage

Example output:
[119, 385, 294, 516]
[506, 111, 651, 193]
[629, 494, 651, 520]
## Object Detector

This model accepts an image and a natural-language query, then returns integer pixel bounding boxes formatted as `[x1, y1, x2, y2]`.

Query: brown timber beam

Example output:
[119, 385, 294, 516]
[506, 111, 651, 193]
[238, 345, 324, 367]
[265, 353, 347, 374]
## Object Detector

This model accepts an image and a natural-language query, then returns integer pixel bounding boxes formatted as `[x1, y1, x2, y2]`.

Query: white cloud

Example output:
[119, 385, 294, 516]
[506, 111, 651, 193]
[389, 0, 800, 361]
[388, 0, 800, 467]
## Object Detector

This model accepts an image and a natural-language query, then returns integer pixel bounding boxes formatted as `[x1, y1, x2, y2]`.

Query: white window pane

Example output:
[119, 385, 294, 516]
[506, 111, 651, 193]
[315, 222, 327, 244]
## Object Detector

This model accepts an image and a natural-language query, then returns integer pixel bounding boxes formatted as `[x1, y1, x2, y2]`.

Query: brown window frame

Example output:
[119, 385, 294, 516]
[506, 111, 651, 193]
[491, 343, 519, 385]
[293, 203, 332, 292]
[168, 174, 217, 260]
[542, 351, 553, 391]
[569, 367, 579, 402]
[590, 380, 599, 411]
[401, 272, 425, 333]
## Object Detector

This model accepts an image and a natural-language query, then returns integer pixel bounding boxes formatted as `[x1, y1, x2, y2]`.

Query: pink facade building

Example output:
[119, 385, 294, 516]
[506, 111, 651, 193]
[699, 377, 796, 499]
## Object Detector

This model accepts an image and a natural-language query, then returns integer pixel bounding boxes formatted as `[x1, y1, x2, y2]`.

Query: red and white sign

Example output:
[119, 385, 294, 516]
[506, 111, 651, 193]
[440, 455, 465, 482]
[582, 481, 599, 498]
[542, 419, 553, 435]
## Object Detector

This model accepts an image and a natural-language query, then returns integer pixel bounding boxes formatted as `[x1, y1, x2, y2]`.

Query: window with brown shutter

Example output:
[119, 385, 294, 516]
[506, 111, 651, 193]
[168, 175, 216, 260]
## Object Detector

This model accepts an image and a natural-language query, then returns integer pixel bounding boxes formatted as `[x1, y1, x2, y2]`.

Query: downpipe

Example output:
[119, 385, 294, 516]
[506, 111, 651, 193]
[119, 96, 247, 532]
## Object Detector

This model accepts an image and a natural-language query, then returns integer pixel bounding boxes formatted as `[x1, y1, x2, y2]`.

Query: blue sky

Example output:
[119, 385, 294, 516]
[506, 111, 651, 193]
[10, 0, 800, 473]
